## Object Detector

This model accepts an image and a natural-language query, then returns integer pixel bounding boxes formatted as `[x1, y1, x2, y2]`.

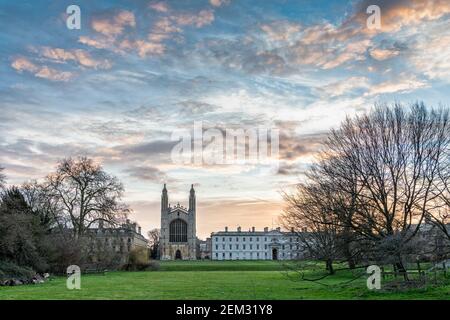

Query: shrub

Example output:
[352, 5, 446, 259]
[123, 248, 149, 271]
[42, 235, 89, 274]
[0, 260, 36, 282]
[146, 260, 160, 271]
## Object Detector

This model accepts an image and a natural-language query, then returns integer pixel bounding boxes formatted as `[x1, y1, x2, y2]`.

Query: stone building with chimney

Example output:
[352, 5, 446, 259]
[87, 219, 149, 265]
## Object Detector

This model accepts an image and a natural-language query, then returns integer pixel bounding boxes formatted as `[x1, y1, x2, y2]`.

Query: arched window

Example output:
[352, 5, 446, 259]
[169, 219, 188, 242]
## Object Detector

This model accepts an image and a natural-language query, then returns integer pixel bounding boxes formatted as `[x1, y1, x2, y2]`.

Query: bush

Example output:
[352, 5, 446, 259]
[123, 248, 150, 271]
[42, 234, 89, 274]
[0, 260, 36, 282]
[146, 260, 160, 271]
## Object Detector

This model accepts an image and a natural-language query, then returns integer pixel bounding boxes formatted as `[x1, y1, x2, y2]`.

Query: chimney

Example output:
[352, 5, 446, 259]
[252, 226, 255, 232]
[276, 227, 281, 232]
[225, 226, 228, 232]
[290, 227, 294, 233]
[237, 226, 241, 232]
[99, 220, 104, 229]
[138, 226, 142, 234]
[264, 227, 268, 232]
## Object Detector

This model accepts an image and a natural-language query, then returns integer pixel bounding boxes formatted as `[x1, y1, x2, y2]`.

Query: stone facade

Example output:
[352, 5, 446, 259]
[87, 219, 149, 265]
[198, 238, 211, 259]
[160, 184, 197, 260]
[211, 226, 306, 260]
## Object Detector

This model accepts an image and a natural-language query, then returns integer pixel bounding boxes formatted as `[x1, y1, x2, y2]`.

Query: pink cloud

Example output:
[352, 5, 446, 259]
[39, 47, 112, 69]
[11, 57, 73, 81]
[149, 1, 170, 13]
[119, 39, 166, 57]
[354, 0, 450, 34]
[209, 0, 230, 7]
[369, 48, 400, 61]
[92, 10, 136, 36]
[171, 9, 214, 28]
[366, 74, 428, 96]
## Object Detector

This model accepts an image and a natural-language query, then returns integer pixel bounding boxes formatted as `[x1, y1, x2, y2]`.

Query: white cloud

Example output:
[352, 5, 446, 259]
[366, 74, 428, 96]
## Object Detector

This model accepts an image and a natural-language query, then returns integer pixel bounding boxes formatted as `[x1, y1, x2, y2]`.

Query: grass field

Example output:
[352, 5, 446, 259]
[1, 261, 449, 300]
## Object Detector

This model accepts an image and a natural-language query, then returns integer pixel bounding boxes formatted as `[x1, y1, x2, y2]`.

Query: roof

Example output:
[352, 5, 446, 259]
[211, 230, 299, 236]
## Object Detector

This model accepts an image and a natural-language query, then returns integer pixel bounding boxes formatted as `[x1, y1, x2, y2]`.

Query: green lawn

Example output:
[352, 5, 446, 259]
[1, 261, 449, 300]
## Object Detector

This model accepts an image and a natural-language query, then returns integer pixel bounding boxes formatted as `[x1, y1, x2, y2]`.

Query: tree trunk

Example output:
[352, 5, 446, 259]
[395, 261, 408, 281]
[343, 225, 356, 269]
[343, 245, 356, 269]
[326, 259, 335, 275]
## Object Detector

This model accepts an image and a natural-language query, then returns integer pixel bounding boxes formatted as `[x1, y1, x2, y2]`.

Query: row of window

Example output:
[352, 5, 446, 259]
[214, 236, 299, 243]
[215, 244, 300, 251]
[97, 237, 132, 245]
[214, 252, 298, 259]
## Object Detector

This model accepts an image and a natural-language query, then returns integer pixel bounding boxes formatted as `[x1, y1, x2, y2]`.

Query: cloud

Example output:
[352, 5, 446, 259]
[92, 10, 136, 36]
[410, 26, 450, 81]
[11, 57, 73, 81]
[321, 76, 370, 97]
[147, 17, 183, 43]
[119, 39, 166, 57]
[354, 0, 450, 34]
[11, 57, 39, 73]
[278, 132, 326, 161]
[209, 0, 230, 7]
[118, 140, 178, 158]
[124, 165, 172, 183]
[198, 18, 372, 74]
[78, 36, 114, 50]
[171, 9, 215, 28]
[149, 1, 170, 13]
[366, 74, 428, 95]
[39, 47, 112, 69]
[196, 0, 450, 75]
[277, 162, 304, 176]
[260, 21, 301, 43]
[80, 7, 214, 58]
[369, 48, 400, 60]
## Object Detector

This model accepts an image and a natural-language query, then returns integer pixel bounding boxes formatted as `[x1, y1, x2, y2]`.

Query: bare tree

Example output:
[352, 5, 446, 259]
[21, 180, 61, 232]
[427, 137, 450, 242]
[282, 181, 343, 274]
[324, 103, 449, 272]
[0, 167, 5, 190]
[46, 157, 129, 237]
[147, 228, 161, 259]
[282, 103, 450, 277]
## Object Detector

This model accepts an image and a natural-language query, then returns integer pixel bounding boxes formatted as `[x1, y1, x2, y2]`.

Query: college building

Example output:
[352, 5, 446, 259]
[86, 219, 149, 265]
[159, 184, 197, 260]
[210, 226, 305, 260]
[158, 184, 308, 261]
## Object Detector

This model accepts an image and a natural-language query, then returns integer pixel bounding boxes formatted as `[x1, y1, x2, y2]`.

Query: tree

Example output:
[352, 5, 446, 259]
[0, 187, 48, 272]
[147, 228, 160, 259]
[325, 103, 449, 273]
[21, 180, 61, 232]
[282, 103, 450, 278]
[282, 182, 342, 274]
[427, 138, 450, 242]
[0, 166, 5, 190]
[46, 157, 129, 237]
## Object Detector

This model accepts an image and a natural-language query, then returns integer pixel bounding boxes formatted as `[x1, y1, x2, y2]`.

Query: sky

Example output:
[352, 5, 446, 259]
[0, 0, 449, 239]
